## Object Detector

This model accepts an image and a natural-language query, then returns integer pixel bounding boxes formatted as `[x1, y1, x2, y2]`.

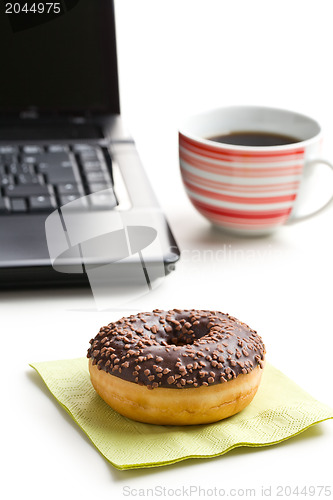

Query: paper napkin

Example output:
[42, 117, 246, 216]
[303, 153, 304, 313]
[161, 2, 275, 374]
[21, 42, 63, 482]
[30, 358, 333, 470]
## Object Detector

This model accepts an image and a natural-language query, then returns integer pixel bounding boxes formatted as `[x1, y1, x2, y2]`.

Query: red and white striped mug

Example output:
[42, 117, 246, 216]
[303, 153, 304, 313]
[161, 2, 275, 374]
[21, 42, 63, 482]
[179, 106, 333, 235]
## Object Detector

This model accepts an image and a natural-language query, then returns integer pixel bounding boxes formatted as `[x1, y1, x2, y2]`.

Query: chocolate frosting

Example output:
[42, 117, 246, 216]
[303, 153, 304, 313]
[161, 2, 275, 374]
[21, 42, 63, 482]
[87, 309, 265, 389]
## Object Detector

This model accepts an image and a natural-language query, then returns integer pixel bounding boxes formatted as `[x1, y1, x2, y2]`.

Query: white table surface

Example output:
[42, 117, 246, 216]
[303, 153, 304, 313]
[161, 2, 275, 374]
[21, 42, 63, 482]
[2, 1, 333, 499]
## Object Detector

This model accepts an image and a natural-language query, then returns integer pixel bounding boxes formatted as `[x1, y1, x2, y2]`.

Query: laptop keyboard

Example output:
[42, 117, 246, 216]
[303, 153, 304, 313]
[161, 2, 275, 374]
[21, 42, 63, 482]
[0, 144, 117, 214]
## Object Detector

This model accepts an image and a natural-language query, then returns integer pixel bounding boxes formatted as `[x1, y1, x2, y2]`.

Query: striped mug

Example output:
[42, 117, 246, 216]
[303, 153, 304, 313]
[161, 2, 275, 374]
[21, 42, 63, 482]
[179, 106, 333, 235]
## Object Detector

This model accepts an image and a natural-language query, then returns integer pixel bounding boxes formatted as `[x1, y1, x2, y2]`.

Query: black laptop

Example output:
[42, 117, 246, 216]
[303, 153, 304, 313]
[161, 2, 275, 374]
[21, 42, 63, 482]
[0, 0, 180, 289]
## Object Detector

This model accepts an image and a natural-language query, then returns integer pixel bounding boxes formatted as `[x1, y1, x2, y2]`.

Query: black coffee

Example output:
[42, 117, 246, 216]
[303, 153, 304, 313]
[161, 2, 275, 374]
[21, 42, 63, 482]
[207, 131, 301, 147]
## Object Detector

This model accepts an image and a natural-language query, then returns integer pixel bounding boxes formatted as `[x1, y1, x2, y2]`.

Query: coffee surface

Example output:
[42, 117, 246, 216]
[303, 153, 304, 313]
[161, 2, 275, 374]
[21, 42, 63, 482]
[207, 131, 301, 147]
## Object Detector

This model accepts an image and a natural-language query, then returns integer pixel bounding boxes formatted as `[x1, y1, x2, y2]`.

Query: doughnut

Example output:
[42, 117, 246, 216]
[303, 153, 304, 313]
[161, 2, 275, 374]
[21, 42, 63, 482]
[87, 309, 266, 425]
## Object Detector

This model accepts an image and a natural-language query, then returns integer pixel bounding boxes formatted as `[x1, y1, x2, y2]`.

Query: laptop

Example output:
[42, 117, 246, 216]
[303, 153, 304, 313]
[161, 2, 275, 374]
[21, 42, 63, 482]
[0, 0, 180, 290]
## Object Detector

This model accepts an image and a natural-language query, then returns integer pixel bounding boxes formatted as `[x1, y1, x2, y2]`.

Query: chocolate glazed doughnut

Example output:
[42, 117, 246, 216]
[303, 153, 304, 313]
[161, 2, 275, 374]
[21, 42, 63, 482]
[87, 309, 266, 425]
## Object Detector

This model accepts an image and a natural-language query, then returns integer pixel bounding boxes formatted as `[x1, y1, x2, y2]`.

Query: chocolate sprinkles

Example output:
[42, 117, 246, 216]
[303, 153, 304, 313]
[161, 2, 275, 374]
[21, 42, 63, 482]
[87, 309, 265, 390]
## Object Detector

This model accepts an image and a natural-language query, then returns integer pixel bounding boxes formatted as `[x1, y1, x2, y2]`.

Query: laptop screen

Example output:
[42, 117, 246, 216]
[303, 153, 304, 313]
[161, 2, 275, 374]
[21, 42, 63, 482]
[0, 0, 120, 115]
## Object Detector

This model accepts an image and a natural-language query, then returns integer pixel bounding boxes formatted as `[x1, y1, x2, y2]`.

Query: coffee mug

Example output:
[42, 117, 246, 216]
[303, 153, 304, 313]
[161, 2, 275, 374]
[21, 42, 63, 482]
[179, 106, 333, 235]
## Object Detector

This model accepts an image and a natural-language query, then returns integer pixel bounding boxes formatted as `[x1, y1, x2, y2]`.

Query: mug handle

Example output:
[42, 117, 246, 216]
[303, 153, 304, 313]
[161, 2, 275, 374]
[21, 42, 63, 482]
[286, 158, 333, 224]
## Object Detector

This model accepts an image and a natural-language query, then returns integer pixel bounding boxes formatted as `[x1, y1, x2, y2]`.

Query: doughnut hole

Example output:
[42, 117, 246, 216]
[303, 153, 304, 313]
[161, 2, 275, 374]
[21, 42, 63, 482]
[165, 330, 206, 346]
[164, 319, 210, 347]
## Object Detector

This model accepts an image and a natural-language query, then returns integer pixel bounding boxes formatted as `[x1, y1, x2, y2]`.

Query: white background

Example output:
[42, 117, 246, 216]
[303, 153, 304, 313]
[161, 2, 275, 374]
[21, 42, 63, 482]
[2, 1, 333, 499]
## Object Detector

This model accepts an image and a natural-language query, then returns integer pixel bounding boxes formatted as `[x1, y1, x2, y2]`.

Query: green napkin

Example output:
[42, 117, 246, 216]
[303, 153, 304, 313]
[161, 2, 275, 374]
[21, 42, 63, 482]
[30, 358, 333, 470]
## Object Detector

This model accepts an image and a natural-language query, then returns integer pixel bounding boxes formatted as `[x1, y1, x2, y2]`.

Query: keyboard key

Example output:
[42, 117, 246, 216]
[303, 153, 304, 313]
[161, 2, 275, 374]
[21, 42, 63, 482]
[0, 174, 14, 187]
[29, 195, 56, 211]
[37, 152, 72, 163]
[86, 171, 108, 183]
[48, 145, 69, 153]
[38, 160, 73, 171]
[79, 151, 100, 161]
[88, 182, 110, 193]
[37, 152, 75, 168]
[60, 194, 82, 205]
[17, 173, 42, 185]
[11, 198, 27, 212]
[8, 163, 32, 175]
[0, 146, 19, 154]
[38, 162, 76, 183]
[73, 144, 95, 152]
[57, 183, 81, 195]
[44, 169, 76, 184]
[4, 184, 50, 197]
[89, 191, 117, 209]
[22, 145, 43, 154]
[81, 161, 104, 172]
[21, 155, 39, 164]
